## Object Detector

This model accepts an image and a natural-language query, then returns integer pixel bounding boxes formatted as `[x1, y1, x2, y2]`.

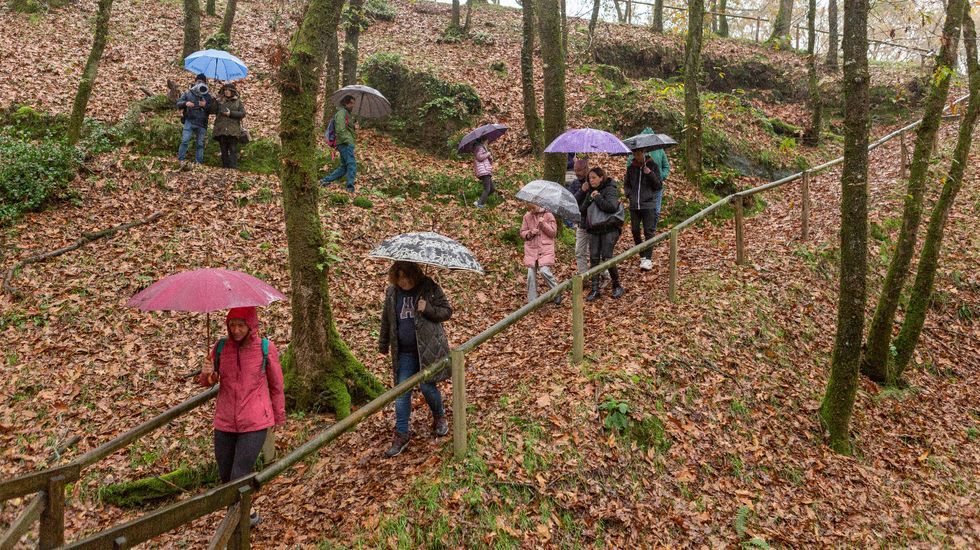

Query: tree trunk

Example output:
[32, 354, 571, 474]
[278, 0, 384, 417]
[67, 0, 113, 145]
[802, 0, 820, 145]
[652, 0, 664, 32]
[538, 0, 566, 184]
[718, 0, 728, 37]
[452, 0, 461, 29]
[589, 0, 600, 40]
[464, 0, 473, 32]
[206, 0, 215, 16]
[322, 24, 342, 129]
[892, 5, 977, 380]
[613, 0, 625, 23]
[220, 0, 237, 39]
[709, 0, 717, 33]
[521, 0, 544, 156]
[767, 0, 794, 47]
[684, 0, 705, 189]
[182, 0, 201, 60]
[862, 0, 965, 385]
[561, 0, 568, 55]
[819, 0, 869, 456]
[825, 0, 839, 69]
[342, 0, 364, 86]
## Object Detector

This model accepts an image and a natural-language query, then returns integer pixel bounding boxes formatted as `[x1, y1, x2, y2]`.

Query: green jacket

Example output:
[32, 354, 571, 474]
[212, 97, 245, 138]
[333, 107, 355, 146]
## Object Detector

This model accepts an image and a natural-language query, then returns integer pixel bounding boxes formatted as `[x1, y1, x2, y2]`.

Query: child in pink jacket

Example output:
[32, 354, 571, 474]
[473, 140, 495, 208]
[520, 205, 562, 304]
[199, 306, 285, 526]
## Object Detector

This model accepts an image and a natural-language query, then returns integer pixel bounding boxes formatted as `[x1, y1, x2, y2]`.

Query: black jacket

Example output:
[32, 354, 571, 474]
[578, 177, 622, 234]
[623, 159, 663, 210]
[379, 276, 453, 383]
[176, 89, 215, 129]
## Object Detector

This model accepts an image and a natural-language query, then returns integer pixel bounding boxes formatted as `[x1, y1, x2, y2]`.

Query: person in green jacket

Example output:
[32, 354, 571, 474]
[320, 95, 358, 192]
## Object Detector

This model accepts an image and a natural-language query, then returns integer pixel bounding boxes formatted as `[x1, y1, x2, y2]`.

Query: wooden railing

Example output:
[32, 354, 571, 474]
[1, 95, 967, 548]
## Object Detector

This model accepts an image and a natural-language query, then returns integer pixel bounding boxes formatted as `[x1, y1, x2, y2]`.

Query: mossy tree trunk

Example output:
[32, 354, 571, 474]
[819, 0, 869, 456]
[342, 0, 365, 86]
[589, 0, 600, 40]
[521, 0, 544, 156]
[767, 0, 793, 47]
[825, 0, 839, 70]
[802, 0, 820, 145]
[205, 0, 215, 16]
[452, 0, 460, 29]
[538, 0, 566, 183]
[862, 0, 965, 385]
[321, 12, 343, 130]
[684, 0, 705, 189]
[220, 0, 237, 40]
[67, 0, 113, 145]
[892, 7, 979, 379]
[279, 0, 384, 418]
[652, 0, 664, 32]
[718, 0, 728, 37]
[561, 0, 568, 56]
[182, 0, 201, 60]
[464, 0, 473, 32]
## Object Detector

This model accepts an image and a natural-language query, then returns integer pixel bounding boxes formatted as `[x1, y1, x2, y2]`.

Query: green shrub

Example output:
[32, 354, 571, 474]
[0, 135, 80, 224]
[203, 32, 229, 51]
[471, 31, 495, 46]
[327, 193, 350, 206]
[436, 26, 465, 44]
[364, 0, 396, 21]
[352, 196, 374, 209]
[489, 60, 507, 76]
[237, 138, 280, 174]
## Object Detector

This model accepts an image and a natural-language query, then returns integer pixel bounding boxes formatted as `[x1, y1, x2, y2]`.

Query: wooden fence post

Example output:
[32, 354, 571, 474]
[571, 275, 583, 365]
[231, 485, 252, 550]
[754, 18, 760, 42]
[794, 24, 800, 49]
[734, 196, 746, 265]
[668, 229, 678, 302]
[801, 171, 810, 240]
[451, 350, 467, 458]
[38, 475, 66, 549]
[900, 131, 908, 179]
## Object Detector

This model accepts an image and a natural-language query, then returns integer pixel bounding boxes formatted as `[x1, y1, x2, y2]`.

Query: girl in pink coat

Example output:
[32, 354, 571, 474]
[520, 205, 562, 305]
[198, 307, 285, 526]
[473, 139, 495, 208]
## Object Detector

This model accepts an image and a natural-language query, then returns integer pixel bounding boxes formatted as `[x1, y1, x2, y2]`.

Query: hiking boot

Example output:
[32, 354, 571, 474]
[611, 285, 626, 299]
[433, 415, 449, 437]
[586, 279, 601, 302]
[346, 185, 355, 193]
[473, 200, 485, 209]
[384, 431, 410, 457]
[249, 511, 262, 528]
[319, 176, 332, 186]
[553, 293, 564, 306]
[640, 258, 653, 271]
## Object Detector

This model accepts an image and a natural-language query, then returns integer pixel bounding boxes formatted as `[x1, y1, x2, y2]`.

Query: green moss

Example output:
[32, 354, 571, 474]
[364, 0, 396, 21]
[98, 462, 219, 507]
[238, 138, 280, 174]
[628, 415, 672, 453]
[352, 196, 373, 208]
[327, 192, 350, 206]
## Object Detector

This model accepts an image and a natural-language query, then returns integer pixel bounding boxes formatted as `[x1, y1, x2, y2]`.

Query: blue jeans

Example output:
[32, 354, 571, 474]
[178, 121, 207, 163]
[394, 353, 444, 435]
[322, 143, 356, 190]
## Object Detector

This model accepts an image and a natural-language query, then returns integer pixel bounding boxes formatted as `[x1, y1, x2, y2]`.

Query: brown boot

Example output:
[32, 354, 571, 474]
[433, 415, 449, 437]
[384, 431, 410, 458]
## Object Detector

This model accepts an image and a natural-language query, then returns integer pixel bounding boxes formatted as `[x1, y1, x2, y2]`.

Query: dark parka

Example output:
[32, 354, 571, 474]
[213, 91, 246, 138]
[378, 276, 453, 383]
[175, 89, 215, 129]
[623, 158, 663, 210]
[577, 177, 622, 234]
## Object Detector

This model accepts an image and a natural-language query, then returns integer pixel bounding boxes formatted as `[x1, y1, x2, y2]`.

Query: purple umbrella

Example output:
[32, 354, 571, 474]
[544, 128, 631, 154]
[458, 123, 509, 153]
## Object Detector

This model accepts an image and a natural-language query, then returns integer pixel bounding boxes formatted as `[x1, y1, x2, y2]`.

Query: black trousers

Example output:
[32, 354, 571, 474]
[214, 428, 267, 483]
[217, 135, 239, 169]
[630, 209, 659, 260]
[589, 229, 621, 284]
[477, 174, 495, 205]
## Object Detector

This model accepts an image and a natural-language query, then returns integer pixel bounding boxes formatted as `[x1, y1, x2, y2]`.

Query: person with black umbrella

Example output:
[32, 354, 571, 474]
[623, 148, 663, 271]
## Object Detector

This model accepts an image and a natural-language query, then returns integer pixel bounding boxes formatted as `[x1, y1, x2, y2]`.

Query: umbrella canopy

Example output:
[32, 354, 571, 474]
[623, 132, 677, 151]
[516, 180, 581, 223]
[126, 269, 286, 313]
[543, 128, 630, 154]
[368, 232, 484, 275]
[458, 123, 509, 153]
[330, 85, 391, 118]
[184, 50, 249, 81]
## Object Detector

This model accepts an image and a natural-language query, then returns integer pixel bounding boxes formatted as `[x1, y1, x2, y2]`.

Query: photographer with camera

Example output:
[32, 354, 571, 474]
[176, 73, 215, 165]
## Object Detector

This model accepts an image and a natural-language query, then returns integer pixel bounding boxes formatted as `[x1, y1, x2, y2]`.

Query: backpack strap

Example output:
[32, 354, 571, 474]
[214, 338, 227, 374]
[260, 338, 269, 374]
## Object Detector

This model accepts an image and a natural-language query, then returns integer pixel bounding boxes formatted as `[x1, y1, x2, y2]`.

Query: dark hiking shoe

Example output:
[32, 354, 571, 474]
[433, 415, 449, 437]
[586, 284, 601, 302]
[611, 285, 626, 299]
[553, 293, 564, 306]
[249, 512, 262, 528]
[385, 432, 410, 457]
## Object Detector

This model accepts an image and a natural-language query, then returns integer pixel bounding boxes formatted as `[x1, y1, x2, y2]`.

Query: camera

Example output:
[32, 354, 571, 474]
[191, 83, 209, 96]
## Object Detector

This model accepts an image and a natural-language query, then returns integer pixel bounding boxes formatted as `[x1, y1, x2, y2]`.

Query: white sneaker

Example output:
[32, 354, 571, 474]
[640, 258, 653, 271]
[473, 200, 484, 209]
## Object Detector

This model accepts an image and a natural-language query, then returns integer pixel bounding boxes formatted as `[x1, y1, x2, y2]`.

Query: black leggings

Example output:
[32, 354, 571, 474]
[478, 174, 495, 205]
[214, 429, 267, 483]
[589, 229, 621, 284]
[629, 209, 659, 260]
[217, 135, 239, 169]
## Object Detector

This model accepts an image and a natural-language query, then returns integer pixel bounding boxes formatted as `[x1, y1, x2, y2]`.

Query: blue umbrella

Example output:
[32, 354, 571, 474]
[184, 50, 248, 81]
[457, 123, 509, 153]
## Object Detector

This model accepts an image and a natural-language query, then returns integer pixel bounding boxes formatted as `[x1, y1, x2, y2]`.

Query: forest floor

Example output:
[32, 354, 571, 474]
[1, 0, 978, 547]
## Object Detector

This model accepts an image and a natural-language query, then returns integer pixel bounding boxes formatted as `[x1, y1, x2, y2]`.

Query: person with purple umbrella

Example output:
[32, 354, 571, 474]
[472, 138, 495, 208]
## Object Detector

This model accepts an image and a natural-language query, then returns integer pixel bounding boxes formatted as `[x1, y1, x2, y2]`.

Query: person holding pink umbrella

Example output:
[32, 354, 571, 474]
[198, 306, 284, 527]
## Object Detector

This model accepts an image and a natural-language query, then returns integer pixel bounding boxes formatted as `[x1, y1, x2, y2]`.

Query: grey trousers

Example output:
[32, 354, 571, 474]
[527, 265, 559, 302]
[575, 226, 610, 279]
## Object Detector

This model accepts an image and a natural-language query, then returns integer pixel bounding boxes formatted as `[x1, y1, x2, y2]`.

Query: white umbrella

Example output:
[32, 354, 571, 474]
[516, 180, 581, 223]
[330, 85, 391, 118]
[368, 232, 484, 274]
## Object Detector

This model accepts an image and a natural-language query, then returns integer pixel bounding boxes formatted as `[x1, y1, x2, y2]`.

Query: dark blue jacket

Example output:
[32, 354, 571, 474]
[176, 89, 215, 129]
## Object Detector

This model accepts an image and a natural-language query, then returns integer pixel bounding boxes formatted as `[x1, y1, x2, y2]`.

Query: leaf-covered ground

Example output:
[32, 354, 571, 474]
[1, 0, 978, 547]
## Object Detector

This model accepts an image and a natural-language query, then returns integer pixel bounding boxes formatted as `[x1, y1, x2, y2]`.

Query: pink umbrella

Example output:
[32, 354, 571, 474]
[127, 269, 286, 370]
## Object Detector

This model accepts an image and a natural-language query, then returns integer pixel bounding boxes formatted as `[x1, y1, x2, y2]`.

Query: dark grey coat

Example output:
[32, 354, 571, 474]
[378, 276, 453, 383]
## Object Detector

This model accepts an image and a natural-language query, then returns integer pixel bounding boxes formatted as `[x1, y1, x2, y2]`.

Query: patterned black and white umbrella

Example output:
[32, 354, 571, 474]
[368, 232, 484, 275]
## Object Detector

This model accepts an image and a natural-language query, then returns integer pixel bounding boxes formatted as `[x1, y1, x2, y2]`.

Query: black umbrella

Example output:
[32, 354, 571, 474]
[368, 232, 484, 275]
[622, 132, 678, 151]
[458, 123, 509, 153]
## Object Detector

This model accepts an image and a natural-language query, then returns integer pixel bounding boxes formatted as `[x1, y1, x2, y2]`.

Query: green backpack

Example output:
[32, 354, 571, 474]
[214, 337, 270, 374]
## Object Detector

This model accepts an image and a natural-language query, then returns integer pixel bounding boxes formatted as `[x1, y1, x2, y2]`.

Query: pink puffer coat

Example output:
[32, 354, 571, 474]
[199, 307, 286, 433]
[474, 145, 493, 177]
[520, 210, 557, 267]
